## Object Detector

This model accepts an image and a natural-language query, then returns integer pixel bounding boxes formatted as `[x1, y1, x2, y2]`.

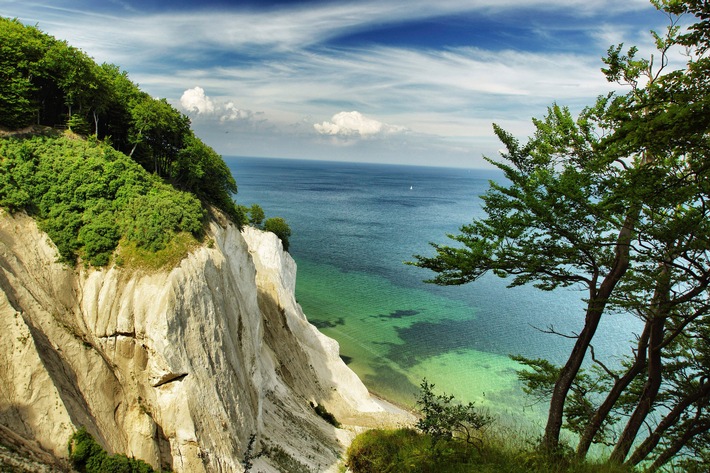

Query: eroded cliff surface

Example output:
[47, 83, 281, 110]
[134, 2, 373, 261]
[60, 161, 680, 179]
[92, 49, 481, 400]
[0, 210, 409, 473]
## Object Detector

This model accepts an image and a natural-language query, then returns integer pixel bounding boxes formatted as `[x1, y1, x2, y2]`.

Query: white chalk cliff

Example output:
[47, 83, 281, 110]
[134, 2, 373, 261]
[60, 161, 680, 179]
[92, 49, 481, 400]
[0, 210, 411, 472]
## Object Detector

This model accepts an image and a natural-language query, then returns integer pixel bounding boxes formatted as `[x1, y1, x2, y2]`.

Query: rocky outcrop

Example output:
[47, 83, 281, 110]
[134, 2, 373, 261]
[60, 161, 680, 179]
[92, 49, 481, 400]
[0, 210, 412, 472]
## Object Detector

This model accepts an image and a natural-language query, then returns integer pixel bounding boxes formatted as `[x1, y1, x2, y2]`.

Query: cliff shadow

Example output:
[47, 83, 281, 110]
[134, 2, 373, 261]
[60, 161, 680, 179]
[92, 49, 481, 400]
[256, 290, 352, 473]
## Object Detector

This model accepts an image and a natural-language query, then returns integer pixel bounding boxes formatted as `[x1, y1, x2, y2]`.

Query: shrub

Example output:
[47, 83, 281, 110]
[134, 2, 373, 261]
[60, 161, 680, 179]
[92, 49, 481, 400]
[264, 217, 291, 251]
[0, 135, 205, 266]
[311, 402, 341, 428]
[416, 379, 492, 448]
[248, 203, 265, 227]
[68, 427, 159, 473]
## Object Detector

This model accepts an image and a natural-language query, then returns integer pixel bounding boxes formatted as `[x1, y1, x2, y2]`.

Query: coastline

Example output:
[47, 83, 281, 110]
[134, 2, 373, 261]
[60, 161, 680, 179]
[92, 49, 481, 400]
[340, 391, 417, 433]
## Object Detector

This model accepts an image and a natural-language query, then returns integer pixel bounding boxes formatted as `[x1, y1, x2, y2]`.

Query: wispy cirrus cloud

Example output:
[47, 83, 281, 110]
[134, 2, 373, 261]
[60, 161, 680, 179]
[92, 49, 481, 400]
[3, 0, 667, 167]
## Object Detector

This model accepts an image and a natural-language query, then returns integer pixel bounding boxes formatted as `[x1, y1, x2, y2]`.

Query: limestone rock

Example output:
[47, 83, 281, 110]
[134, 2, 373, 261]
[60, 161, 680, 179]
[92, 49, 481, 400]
[0, 210, 412, 472]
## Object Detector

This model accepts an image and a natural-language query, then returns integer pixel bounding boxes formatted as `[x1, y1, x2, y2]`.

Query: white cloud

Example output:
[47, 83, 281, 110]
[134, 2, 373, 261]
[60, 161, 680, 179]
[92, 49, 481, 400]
[221, 102, 254, 122]
[180, 88, 256, 123]
[9, 1, 652, 69]
[4, 0, 664, 167]
[314, 111, 407, 138]
[180, 86, 214, 114]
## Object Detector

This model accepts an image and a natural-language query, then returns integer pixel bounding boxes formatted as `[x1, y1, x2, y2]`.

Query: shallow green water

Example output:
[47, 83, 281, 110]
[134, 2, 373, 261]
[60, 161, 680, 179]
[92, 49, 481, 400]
[230, 157, 641, 421]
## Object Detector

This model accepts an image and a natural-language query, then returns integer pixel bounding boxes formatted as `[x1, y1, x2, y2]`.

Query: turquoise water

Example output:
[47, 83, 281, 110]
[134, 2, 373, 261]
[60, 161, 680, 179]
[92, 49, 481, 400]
[228, 157, 640, 418]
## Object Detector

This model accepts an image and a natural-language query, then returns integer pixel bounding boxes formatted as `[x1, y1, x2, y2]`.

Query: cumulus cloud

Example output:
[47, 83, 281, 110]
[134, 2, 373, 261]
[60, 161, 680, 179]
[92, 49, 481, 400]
[180, 87, 256, 123]
[314, 111, 406, 138]
[221, 102, 254, 122]
[180, 86, 215, 114]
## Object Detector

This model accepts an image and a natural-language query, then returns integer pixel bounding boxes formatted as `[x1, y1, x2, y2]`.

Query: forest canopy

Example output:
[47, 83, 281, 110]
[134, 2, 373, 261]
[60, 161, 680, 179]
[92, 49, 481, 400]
[0, 17, 252, 266]
[0, 16, 240, 222]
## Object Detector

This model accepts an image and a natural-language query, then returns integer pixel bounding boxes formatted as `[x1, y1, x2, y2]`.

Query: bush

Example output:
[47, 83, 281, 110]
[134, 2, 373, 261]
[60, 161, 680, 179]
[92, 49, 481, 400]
[121, 189, 205, 252]
[264, 217, 291, 251]
[0, 135, 206, 266]
[311, 402, 340, 428]
[416, 379, 492, 448]
[68, 427, 159, 473]
[248, 203, 265, 227]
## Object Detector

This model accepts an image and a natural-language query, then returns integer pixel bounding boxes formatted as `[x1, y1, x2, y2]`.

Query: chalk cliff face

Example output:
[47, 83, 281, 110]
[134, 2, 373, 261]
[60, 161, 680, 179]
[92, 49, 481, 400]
[0, 210, 407, 472]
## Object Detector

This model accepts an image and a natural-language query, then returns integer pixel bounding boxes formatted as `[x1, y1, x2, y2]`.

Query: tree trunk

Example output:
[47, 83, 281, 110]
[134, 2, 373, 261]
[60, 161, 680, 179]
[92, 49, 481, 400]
[129, 128, 143, 158]
[646, 420, 709, 473]
[575, 322, 651, 458]
[93, 110, 99, 136]
[609, 316, 664, 463]
[610, 264, 670, 464]
[627, 380, 710, 467]
[542, 207, 639, 450]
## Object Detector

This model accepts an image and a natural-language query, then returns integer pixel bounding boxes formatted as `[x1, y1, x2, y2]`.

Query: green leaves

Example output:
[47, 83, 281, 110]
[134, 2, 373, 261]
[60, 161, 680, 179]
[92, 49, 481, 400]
[0, 135, 205, 266]
[0, 18, 240, 224]
[69, 427, 158, 473]
[415, 379, 492, 447]
[264, 217, 292, 251]
[412, 2, 710, 467]
[122, 189, 205, 253]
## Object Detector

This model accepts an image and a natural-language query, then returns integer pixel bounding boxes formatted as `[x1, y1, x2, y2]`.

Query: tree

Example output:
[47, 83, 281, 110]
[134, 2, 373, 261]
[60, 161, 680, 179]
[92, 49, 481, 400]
[128, 96, 191, 177]
[412, 1, 710, 468]
[264, 217, 291, 251]
[0, 18, 51, 128]
[248, 204, 265, 227]
[172, 133, 240, 222]
[416, 379, 491, 448]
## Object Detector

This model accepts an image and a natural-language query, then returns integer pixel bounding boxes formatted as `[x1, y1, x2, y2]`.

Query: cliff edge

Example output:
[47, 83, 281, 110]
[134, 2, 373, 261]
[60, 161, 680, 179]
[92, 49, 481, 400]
[0, 210, 412, 472]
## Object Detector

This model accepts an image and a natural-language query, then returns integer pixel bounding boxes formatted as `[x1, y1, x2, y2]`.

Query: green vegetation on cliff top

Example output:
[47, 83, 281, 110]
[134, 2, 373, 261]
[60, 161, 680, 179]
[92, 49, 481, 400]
[0, 134, 205, 267]
[0, 17, 248, 267]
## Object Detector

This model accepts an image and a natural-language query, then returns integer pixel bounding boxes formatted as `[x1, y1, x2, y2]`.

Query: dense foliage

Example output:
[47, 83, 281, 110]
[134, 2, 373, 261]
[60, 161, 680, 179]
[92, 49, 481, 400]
[0, 17, 240, 221]
[412, 1, 710, 470]
[0, 17, 298, 265]
[0, 135, 205, 266]
[68, 427, 163, 473]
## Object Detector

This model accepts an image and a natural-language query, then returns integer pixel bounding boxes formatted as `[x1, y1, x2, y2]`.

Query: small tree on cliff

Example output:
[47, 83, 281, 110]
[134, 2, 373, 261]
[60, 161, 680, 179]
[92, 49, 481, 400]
[248, 204, 265, 227]
[264, 217, 292, 251]
[412, 1, 710, 468]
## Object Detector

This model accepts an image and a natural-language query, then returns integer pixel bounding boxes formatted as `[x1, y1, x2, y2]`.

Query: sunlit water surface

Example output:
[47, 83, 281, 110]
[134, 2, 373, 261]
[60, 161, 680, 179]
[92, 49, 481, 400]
[229, 157, 641, 423]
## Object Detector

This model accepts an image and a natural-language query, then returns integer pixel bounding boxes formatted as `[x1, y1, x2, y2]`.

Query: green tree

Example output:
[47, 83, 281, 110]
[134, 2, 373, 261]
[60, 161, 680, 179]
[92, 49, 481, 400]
[416, 379, 491, 448]
[264, 217, 291, 251]
[412, 1, 710, 469]
[0, 19, 42, 128]
[172, 133, 240, 221]
[128, 96, 191, 177]
[248, 204, 265, 227]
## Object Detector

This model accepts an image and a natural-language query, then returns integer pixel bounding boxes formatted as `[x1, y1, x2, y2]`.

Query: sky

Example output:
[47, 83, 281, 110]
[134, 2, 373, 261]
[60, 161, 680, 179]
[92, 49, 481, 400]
[2, 0, 676, 168]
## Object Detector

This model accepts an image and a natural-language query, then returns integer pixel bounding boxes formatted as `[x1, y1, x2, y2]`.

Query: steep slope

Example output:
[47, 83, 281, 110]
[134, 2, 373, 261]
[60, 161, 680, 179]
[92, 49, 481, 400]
[0, 209, 411, 472]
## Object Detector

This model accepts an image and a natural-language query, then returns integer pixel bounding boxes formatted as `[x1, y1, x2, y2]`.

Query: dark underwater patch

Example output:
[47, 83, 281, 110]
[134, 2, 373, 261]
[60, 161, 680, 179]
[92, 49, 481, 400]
[310, 317, 345, 329]
[383, 317, 504, 369]
[372, 309, 421, 319]
[362, 362, 419, 404]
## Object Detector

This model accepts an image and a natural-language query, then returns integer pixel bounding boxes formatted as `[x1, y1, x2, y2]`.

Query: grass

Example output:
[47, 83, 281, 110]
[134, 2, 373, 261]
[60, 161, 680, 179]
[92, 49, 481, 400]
[115, 232, 201, 271]
[346, 428, 636, 473]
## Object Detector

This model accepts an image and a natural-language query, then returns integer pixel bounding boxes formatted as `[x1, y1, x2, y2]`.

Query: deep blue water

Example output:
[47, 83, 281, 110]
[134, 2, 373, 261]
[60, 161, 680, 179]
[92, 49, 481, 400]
[227, 156, 641, 412]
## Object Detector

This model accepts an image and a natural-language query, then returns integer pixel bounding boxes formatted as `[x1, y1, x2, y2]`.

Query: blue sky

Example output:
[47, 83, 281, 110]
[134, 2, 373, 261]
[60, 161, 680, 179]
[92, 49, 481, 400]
[3, 0, 672, 168]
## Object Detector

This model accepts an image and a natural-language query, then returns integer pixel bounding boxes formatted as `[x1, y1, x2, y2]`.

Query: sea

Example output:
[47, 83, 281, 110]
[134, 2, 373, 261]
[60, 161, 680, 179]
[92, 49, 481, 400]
[227, 156, 641, 423]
